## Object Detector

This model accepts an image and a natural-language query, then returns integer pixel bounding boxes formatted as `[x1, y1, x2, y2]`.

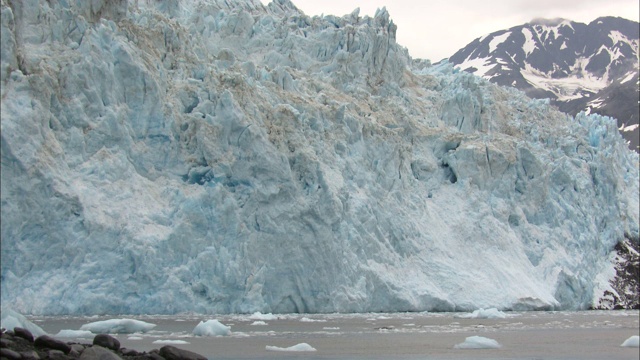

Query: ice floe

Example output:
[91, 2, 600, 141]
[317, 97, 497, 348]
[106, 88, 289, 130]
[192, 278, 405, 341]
[80, 319, 156, 334]
[454, 335, 502, 349]
[621, 335, 639, 347]
[192, 320, 231, 336]
[265, 343, 317, 352]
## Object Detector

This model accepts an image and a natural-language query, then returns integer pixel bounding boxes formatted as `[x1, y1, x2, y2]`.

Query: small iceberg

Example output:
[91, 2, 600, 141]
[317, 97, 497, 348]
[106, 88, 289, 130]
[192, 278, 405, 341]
[192, 320, 231, 336]
[454, 336, 502, 349]
[0, 307, 47, 337]
[266, 343, 317, 352]
[621, 335, 639, 348]
[80, 319, 156, 334]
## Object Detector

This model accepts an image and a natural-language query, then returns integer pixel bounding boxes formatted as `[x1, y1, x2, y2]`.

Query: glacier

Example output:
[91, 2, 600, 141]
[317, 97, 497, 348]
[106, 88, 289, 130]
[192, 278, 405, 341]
[0, 0, 638, 315]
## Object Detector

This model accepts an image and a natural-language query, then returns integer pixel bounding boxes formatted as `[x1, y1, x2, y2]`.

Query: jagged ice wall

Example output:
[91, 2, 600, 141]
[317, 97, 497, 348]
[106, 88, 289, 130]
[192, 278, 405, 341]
[1, 0, 638, 315]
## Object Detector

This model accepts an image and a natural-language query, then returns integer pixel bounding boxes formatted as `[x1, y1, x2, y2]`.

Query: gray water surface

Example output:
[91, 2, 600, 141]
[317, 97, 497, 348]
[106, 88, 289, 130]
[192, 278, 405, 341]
[29, 310, 639, 360]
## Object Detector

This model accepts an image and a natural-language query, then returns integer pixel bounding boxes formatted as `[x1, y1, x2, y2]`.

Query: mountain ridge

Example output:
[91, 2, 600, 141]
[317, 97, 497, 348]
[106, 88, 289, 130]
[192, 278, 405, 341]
[449, 16, 639, 150]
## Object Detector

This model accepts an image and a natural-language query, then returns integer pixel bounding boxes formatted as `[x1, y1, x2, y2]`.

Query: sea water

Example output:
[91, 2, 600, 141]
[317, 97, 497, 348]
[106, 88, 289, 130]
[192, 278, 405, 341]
[28, 310, 639, 360]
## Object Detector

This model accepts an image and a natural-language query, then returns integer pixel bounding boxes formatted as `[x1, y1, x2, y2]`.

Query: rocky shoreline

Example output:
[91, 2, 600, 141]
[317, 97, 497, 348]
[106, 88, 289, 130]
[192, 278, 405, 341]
[0, 327, 207, 360]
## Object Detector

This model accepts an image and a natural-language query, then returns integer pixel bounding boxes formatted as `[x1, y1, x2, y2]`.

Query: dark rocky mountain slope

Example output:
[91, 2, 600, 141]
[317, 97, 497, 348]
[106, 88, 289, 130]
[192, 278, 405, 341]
[449, 17, 639, 150]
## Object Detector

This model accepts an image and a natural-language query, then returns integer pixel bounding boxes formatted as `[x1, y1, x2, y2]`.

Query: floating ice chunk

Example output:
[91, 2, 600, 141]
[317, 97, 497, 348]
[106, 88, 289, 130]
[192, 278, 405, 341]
[0, 307, 47, 337]
[454, 308, 507, 319]
[250, 321, 268, 326]
[54, 329, 94, 338]
[232, 333, 250, 338]
[192, 320, 231, 336]
[454, 336, 502, 349]
[621, 335, 639, 347]
[265, 343, 317, 352]
[152, 340, 190, 344]
[620, 124, 639, 132]
[300, 317, 327, 322]
[80, 319, 156, 334]
[249, 312, 277, 321]
[127, 336, 144, 340]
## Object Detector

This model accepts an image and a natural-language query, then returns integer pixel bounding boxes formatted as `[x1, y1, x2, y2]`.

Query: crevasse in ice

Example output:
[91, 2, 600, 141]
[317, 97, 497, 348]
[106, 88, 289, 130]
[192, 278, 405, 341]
[1, 0, 638, 315]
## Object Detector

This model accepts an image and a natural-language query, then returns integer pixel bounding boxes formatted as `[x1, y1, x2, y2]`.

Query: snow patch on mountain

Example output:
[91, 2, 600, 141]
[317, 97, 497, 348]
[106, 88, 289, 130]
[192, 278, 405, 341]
[619, 71, 637, 84]
[458, 57, 495, 78]
[521, 28, 537, 56]
[489, 32, 510, 53]
[521, 62, 609, 101]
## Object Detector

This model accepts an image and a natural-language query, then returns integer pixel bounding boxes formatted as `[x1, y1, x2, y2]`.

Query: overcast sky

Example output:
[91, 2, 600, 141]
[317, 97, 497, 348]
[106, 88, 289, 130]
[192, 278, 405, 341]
[259, 0, 639, 61]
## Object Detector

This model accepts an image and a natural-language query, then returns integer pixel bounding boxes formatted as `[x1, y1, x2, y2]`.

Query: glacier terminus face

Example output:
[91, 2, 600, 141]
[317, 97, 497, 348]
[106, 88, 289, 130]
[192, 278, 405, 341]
[1, 0, 638, 315]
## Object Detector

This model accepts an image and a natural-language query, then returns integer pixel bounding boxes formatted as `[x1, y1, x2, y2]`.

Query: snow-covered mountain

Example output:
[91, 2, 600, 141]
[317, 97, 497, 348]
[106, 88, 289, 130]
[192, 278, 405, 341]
[449, 17, 639, 151]
[1, 0, 638, 315]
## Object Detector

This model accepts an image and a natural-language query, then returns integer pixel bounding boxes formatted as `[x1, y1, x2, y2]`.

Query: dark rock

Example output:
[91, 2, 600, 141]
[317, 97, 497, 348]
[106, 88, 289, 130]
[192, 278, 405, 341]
[34, 335, 71, 354]
[19, 350, 40, 360]
[1, 337, 15, 348]
[68, 348, 81, 358]
[93, 335, 120, 351]
[4, 336, 37, 354]
[158, 345, 206, 360]
[146, 350, 165, 360]
[119, 348, 139, 356]
[594, 237, 640, 309]
[47, 349, 71, 360]
[70, 344, 86, 354]
[0, 329, 186, 360]
[129, 353, 164, 360]
[79, 346, 122, 360]
[13, 328, 34, 343]
[0, 347, 22, 360]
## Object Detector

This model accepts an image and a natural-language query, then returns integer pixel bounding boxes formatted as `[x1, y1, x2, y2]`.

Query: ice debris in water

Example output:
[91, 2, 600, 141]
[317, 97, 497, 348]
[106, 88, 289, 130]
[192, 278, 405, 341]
[454, 336, 502, 349]
[249, 313, 278, 321]
[192, 320, 231, 336]
[454, 308, 508, 319]
[153, 340, 191, 344]
[54, 330, 94, 338]
[80, 319, 156, 334]
[265, 343, 317, 352]
[300, 317, 327, 322]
